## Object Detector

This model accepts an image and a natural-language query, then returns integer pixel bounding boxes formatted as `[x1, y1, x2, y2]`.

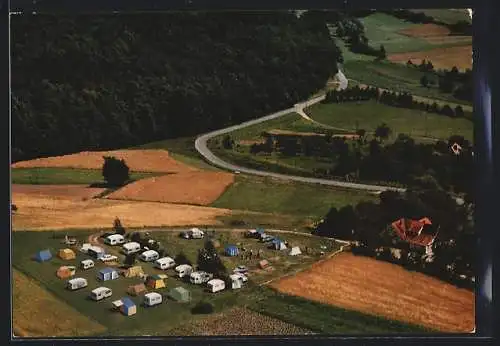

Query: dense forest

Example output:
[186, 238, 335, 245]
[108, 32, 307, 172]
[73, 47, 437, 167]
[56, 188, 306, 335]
[11, 12, 342, 162]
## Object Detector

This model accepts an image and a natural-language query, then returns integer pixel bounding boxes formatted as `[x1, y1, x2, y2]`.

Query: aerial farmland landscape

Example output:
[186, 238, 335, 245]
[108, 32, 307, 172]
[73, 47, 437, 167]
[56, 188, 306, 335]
[11, 9, 475, 337]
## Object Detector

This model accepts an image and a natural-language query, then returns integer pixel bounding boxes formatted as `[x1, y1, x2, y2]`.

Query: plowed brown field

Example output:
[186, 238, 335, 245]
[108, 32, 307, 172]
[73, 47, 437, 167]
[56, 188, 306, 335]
[388, 45, 472, 71]
[12, 192, 230, 231]
[167, 307, 314, 336]
[270, 252, 474, 333]
[12, 184, 106, 201]
[400, 24, 451, 38]
[105, 172, 235, 205]
[11, 149, 196, 174]
[13, 270, 106, 337]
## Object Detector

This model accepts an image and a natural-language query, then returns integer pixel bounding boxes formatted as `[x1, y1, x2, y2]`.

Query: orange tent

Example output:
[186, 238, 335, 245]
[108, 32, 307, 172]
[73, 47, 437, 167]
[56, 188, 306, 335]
[56, 266, 76, 279]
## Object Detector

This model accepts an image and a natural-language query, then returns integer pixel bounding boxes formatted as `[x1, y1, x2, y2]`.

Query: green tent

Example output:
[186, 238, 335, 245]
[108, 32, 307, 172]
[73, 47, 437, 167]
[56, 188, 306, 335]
[169, 286, 191, 303]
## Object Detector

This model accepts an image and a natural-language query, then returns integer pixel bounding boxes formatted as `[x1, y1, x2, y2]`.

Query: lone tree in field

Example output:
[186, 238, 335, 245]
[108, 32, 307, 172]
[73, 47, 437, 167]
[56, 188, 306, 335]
[113, 217, 126, 235]
[102, 156, 130, 187]
[124, 253, 137, 267]
[378, 45, 387, 60]
[175, 251, 192, 266]
[374, 123, 392, 143]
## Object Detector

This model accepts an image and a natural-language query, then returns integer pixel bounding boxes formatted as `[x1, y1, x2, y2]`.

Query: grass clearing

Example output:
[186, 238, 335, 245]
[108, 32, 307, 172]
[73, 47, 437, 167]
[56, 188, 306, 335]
[12, 229, 340, 336]
[11, 167, 160, 185]
[13, 269, 107, 337]
[409, 9, 471, 25]
[306, 101, 473, 141]
[361, 13, 435, 54]
[211, 175, 377, 218]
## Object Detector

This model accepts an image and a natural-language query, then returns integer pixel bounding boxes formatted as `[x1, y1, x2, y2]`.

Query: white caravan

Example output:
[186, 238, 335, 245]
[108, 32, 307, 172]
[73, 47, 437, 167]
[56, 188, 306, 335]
[207, 279, 225, 293]
[143, 292, 163, 307]
[121, 242, 141, 255]
[139, 250, 159, 262]
[90, 287, 113, 301]
[66, 278, 88, 291]
[154, 257, 176, 270]
[189, 271, 213, 285]
[175, 264, 193, 278]
[80, 259, 95, 270]
[104, 234, 125, 246]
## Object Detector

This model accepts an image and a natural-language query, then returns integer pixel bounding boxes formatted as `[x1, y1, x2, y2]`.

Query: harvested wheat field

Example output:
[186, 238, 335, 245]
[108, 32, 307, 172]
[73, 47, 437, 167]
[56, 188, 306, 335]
[270, 252, 474, 333]
[389, 45, 472, 71]
[399, 24, 471, 45]
[11, 192, 230, 231]
[400, 24, 452, 38]
[12, 184, 106, 201]
[105, 172, 235, 205]
[168, 307, 314, 336]
[13, 270, 106, 337]
[11, 149, 196, 174]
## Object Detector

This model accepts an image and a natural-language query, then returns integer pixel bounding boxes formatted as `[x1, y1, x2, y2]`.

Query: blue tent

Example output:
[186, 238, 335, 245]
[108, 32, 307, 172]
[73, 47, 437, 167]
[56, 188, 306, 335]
[271, 238, 287, 250]
[225, 245, 239, 257]
[34, 249, 52, 262]
[120, 297, 137, 316]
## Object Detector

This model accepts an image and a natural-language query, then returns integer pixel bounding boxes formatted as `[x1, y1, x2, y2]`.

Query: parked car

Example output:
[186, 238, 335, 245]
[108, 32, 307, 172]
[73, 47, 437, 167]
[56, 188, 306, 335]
[233, 265, 248, 274]
[99, 254, 118, 262]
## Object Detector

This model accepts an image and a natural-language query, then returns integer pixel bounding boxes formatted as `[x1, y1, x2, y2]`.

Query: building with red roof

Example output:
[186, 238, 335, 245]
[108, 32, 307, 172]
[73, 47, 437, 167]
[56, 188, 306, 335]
[390, 217, 438, 250]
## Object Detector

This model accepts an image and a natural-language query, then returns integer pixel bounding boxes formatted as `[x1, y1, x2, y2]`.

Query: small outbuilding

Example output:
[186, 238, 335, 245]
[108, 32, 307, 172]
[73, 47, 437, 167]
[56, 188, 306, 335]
[127, 283, 147, 296]
[168, 286, 191, 303]
[58, 248, 76, 260]
[56, 265, 76, 279]
[97, 267, 119, 281]
[289, 246, 302, 256]
[34, 249, 52, 262]
[120, 297, 137, 316]
[146, 275, 166, 290]
[123, 265, 144, 278]
[225, 245, 239, 257]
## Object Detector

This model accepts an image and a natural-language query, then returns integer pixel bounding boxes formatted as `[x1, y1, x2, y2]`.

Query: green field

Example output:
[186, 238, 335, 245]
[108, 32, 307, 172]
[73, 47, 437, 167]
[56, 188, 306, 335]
[343, 60, 473, 108]
[13, 229, 431, 336]
[361, 13, 436, 54]
[11, 167, 160, 185]
[410, 9, 471, 25]
[306, 101, 473, 141]
[212, 175, 376, 218]
[251, 287, 433, 334]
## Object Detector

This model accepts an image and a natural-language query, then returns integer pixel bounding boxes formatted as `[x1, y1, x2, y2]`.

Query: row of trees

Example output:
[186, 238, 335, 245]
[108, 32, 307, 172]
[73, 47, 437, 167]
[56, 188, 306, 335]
[12, 12, 342, 162]
[325, 86, 468, 118]
[248, 129, 473, 196]
[407, 59, 473, 102]
[314, 188, 474, 287]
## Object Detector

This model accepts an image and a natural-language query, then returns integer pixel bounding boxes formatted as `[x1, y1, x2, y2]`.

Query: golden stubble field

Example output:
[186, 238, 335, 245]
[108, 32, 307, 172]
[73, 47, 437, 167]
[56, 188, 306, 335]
[12, 149, 197, 173]
[105, 171, 235, 205]
[12, 188, 231, 231]
[12, 270, 107, 337]
[270, 252, 475, 333]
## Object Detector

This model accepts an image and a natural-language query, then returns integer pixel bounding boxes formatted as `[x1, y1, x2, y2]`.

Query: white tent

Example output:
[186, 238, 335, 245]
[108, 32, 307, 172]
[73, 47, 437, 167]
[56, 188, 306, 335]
[289, 247, 302, 256]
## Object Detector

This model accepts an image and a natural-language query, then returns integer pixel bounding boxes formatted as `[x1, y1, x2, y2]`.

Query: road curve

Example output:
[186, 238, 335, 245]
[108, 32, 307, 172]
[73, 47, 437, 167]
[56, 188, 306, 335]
[194, 96, 406, 193]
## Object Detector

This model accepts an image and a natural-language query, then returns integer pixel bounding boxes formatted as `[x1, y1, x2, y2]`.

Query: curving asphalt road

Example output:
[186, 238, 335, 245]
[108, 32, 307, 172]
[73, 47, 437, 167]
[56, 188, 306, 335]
[194, 96, 406, 193]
